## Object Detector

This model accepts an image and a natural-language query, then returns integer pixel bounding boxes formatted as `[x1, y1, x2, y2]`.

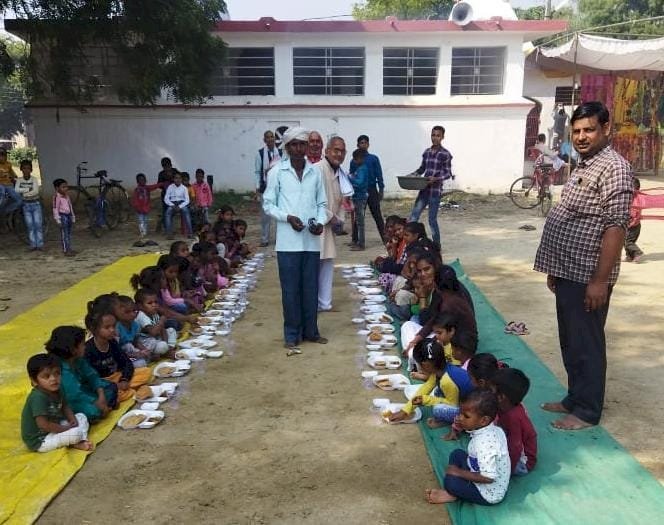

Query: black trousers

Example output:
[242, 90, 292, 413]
[366, 186, 385, 241]
[624, 224, 643, 259]
[555, 277, 612, 425]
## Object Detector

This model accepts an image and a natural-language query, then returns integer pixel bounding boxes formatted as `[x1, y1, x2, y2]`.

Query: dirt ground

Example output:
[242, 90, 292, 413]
[2, 181, 663, 524]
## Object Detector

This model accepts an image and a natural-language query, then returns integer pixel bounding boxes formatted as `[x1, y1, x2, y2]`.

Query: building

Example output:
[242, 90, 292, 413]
[8, 10, 566, 195]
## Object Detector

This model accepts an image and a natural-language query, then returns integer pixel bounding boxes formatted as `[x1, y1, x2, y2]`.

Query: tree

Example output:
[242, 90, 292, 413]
[577, 0, 664, 35]
[0, 0, 227, 105]
[352, 0, 455, 20]
[0, 36, 29, 138]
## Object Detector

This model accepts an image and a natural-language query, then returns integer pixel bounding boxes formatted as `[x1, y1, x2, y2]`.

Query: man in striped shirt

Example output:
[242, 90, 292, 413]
[535, 102, 633, 430]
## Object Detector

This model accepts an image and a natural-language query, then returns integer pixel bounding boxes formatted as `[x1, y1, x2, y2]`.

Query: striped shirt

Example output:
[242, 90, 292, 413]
[534, 145, 632, 285]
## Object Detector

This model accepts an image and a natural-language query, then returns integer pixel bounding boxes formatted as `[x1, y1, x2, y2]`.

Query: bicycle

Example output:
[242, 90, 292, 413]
[509, 154, 555, 216]
[67, 162, 130, 237]
[0, 187, 51, 245]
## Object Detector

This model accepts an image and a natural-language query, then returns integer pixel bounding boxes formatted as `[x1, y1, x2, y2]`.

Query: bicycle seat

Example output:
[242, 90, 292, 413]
[109, 179, 122, 184]
[94, 170, 107, 178]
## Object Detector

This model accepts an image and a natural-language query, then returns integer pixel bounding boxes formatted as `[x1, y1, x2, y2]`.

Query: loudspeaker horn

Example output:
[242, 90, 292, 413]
[449, 1, 474, 26]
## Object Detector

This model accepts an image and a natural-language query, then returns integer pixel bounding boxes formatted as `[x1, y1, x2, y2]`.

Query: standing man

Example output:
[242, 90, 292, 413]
[307, 131, 324, 164]
[263, 127, 329, 355]
[535, 102, 633, 430]
[254, 130, 281, 247]
[351, 135, 385, 243]
[316, 136, 347, 312]
[408, 126, 452, 247]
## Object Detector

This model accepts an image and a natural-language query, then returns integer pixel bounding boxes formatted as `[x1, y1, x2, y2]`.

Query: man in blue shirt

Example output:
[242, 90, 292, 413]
[350, 135, 385, 244]
[263, 127, 329, 354]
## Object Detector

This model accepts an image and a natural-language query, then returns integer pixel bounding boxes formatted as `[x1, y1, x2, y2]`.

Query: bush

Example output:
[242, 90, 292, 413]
[8, 146, 38, 164]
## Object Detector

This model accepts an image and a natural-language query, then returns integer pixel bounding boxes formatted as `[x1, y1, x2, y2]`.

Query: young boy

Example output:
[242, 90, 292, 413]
[134, 288, 177, 358]
[193, 168, 213, 225]
[52, 178, 76, 256]
[232, 219, 251, 258]
[349, 149, 369, 251]
[426, 389, 510, 506]
[14, 159, 44, 250]
[164, 172, 192, 239]
[114, 295, 152, 367]
[625, 177, 644, 263]
[492, 368, 538, 476]
[130, 172, 160, 247]
[21, 354, 93, 452]
[408, 126, 453, 246]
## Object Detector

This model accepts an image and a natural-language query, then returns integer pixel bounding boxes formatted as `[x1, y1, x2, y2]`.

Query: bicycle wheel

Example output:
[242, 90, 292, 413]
[67, 187, 90, 217]
[12, 209, 28, 244]
[540, 188, 553, 216]
[85, 199, 103, 238]
[509, 176, 540, 210]
[105, 184, 130, 223]
[103, 196, 121, 229]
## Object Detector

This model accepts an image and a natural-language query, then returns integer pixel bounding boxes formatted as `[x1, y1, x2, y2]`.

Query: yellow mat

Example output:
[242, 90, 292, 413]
[0, 254, 158, 525]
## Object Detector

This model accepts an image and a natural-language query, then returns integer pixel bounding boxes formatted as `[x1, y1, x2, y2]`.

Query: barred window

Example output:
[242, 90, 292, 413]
[210, 47, 275, 96]
[555, 85, 580, 105]
[383, 48, 439, 95]
[451, 47, 505, 95]
[293, 47, 364, 95]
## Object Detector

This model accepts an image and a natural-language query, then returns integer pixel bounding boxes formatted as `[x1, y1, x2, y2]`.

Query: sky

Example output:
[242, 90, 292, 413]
[225, 0, 545, 21]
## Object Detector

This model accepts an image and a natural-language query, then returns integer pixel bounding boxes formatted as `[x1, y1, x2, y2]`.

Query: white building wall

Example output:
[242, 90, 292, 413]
[523, 65, 574, 141]
[31, 104, 529, 197]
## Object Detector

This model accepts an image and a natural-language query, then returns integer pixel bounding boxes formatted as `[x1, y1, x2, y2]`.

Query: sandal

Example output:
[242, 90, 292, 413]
[513, 322, 529, 336]
[285, 343, 302, 356]
[504, 321, 517, 334]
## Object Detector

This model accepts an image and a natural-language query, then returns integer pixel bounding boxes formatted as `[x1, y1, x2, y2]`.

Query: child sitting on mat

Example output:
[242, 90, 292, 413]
[158, 254, 200, 314]
[492, 368, 538, 476]
[84, 308, 151, 403]
[426, 389, 510, 506]
[21, 354, 94, 452]
[45, 325, 118, 423]
[114, 295, 152, 367]
[467, 353, 505, 389]
[134, 288, 177, 358]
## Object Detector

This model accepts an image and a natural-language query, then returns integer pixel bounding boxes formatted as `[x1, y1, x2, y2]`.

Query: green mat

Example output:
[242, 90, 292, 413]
[412, 260, 664, 524]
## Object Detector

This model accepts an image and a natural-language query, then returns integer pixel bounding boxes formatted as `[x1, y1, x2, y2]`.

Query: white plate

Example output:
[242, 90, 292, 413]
[215, 329, 231, 337]
[367, 350, 384, 358]
[366, 323, 395, 334]
[133, 386, 168, 404]
[206, 350, 224, 358]
[372, 374, 410, 391]
[364, 295, 387, 304]
[179, 339, 217, 350]
[382, 405, 422, 425]
[361, 304, 387, 314]
[366, 344, 382, 351]
[367, 355, 402, 370]
[351, 318, 365, 324]
[204, 309, 223, 316]
[362, 370, 379, 378]
[366, 334, 397, 346]
[156, 382, 178, 396]
[404, 384, 422, 400]
[359, 279, 380, 286]
[175, 348, 207, 361]
[140, 402, 160, 411]
[357, 329, 370, 336]
[154, 362, 189, 378]
[365, 313, 394, 324]
[117, 409, 165, 430]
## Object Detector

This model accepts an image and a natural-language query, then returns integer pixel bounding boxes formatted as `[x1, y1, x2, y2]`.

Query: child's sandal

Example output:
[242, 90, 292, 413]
[504, 321, 517, 334]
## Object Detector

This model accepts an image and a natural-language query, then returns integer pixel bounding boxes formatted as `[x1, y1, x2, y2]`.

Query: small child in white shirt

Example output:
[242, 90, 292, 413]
[134, 289, 177, 359]
[426, 389, 511, 506]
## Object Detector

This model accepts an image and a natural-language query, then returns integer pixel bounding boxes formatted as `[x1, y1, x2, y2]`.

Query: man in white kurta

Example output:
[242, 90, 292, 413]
[315, 136, 347, 311]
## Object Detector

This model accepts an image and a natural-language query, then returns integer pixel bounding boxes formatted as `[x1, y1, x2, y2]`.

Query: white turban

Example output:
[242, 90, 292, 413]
[281, 126, 310, 147]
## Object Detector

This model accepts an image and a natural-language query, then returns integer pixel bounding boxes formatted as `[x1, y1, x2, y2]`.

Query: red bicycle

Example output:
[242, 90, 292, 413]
[509, 148, 561, 216]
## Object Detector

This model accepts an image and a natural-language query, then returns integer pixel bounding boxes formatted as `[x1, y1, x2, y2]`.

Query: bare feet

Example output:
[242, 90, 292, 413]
[71, 440, 95, 451]
[540, 401, 569, 414]
[425, 488, 457, 504]
[426, 417, 448, 429]
[551, 414, 595, 430]
[442, 429, 459, 441]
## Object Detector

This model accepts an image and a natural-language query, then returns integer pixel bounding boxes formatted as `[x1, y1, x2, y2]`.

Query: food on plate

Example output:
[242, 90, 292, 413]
[147, 415, 163, 423]
[122, 414, 147, 428]
[376, 378, 392, 388]
[135, 385, 153, 401]
[380, 314, 392, 323]
[368, 331, 383, 342]
[158, 366, 176, 376]
[374, 360, 386, 367]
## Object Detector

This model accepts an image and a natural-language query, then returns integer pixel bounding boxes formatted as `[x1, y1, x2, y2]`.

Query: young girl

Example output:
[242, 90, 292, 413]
[135, 288, 177, 358]
[45, 325, 117, 423]
[426, 389, 511, 506]
[377, 221, 426, 276]
[84, 309, 151, 403]
[468, 353, 504, 389]
[170, 240, 190, 260]
[158, 254, 200, 314]
[388, 339, 472, 425]
[113, 295, 152, 367]
[197, 241, 229, 292]
[21, 354, 93, 452]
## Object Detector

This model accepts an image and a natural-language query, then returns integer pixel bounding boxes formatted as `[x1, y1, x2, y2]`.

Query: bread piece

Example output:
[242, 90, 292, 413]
[135, 385, 153, 401]
[376, 378, 392, 387]
[158, 366, 176, 376]
[122, 414, 147, 428]
[369, 332, 383, 342]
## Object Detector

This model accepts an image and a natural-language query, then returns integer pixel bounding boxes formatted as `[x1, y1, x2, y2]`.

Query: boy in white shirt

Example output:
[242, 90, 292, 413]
[15, 159, 44, 250]
[164, 172, 192, 239]
[426, 389, 511, 506]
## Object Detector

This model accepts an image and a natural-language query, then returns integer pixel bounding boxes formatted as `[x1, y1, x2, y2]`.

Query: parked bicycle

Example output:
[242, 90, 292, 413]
[67, 162, 130, 237]
[509, 155, 556, 216]
[0, 187, 51, 245]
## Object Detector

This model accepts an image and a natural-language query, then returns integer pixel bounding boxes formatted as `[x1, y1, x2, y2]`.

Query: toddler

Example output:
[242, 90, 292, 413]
[135, 289, 177, 357]
[45, 325, 117, 423]
[52, 178, 75, 256]
[15, 159, 44, 250]
[21, 354, 93, 452]
[114, 295, 152, 367]
[426, 389, 511, 506]
[468, 353, 504, 389]
[84, 308, 151, 402]
[492, 368, 538, 476]
[130, 172, 160, 247]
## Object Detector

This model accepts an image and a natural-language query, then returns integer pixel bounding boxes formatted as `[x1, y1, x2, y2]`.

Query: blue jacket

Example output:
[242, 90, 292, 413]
[350, 153, 383, 191]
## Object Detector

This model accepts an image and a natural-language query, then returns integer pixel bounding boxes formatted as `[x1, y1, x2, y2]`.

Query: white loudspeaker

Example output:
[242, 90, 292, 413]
[449, 1, 474, 26]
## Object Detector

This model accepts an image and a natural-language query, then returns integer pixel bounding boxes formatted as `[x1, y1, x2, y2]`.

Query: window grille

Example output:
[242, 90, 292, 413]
[451, 47, 505, 95]
[293, 47, 364, 95]
[383, 47, 439, 95]
[210, 47, 275, 96]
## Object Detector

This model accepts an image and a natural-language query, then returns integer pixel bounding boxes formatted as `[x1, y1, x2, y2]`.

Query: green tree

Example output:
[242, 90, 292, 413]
[0, 36, 29, 138]
[0, 0, 227, 105]
[577, 0, 664, 35]
[352, 0, 455, 20]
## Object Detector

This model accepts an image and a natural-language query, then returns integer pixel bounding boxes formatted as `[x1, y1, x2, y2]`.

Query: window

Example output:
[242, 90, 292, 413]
[210, 47, 275, 96]
[383, 48, 439, 95]
[293, 47, 364, 95]
[555, 85, 580, 105]
[451, 47, 505, 95]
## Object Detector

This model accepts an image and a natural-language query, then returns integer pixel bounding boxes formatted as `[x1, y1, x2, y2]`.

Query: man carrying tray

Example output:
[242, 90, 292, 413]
[407, 125, 453, 248]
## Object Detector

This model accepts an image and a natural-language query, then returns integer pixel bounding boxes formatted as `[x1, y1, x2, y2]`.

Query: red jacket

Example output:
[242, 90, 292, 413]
[131, 183, 162, 214]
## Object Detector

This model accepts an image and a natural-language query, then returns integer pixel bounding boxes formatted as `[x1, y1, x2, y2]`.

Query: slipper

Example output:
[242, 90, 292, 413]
[286, 347, 302, 356]
[0, 305, 8, 312]
[518, 224, 536, 231]
[513, 322, 529, 336]
[306, 337, 328, 344]
[504, 321, 517, 334]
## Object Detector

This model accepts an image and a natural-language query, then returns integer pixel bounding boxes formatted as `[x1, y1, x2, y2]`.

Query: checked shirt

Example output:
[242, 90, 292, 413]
[415, 146, 453, 199]
[534, 145, 632, 285]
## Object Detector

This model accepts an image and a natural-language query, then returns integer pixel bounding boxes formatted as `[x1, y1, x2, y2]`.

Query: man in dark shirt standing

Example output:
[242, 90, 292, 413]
[535, 102, 632, 430]
[350, 135, 385, 244]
